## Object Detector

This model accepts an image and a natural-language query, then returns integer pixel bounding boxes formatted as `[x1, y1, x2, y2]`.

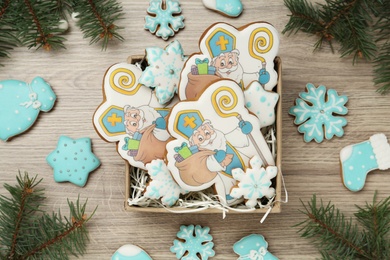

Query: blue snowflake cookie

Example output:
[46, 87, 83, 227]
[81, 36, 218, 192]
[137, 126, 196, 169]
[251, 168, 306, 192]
[145, 0, 185, 40]
[47, 136, 101, 187]
[289, 83, 348, 143]
[170, 225, 215, 260]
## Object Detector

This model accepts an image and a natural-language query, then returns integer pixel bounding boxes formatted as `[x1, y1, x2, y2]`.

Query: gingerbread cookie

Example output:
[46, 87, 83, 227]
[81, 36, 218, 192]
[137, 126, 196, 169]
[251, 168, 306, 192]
[112, 244, 152, 260]
[198, 22, 279, 91]
[144, 159, 188, 206]
[93, 63, 176, 170]
[46, 136, 100, 187]
[0, 77, 56, 141]
[244, 81, 279, 128]
[170, 225, 215, 260]
[145, 0, 185, 40]
[230, 156, 277, 208]
[289, 83, 348, 143]
[233, 234, 278, 260]
[340, 133, 390, 192]
[166, 80, 274, 205]
[139, 40, 187, 104]
[202, 0, 243, 17]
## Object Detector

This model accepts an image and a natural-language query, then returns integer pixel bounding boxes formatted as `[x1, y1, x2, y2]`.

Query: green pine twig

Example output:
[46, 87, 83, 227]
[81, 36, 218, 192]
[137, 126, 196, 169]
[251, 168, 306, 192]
[0, 172, 96, 260]
[71, 0, 124, 50]
[297, 193, 390, 259]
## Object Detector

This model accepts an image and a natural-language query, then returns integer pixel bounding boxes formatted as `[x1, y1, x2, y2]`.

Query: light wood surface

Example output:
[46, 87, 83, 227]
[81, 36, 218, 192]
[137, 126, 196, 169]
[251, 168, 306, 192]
[1, 1, 389, 259]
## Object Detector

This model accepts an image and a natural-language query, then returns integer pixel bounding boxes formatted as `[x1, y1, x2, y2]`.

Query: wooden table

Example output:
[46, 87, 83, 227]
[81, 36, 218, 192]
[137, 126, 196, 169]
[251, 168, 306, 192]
[1, 1, 389, 259]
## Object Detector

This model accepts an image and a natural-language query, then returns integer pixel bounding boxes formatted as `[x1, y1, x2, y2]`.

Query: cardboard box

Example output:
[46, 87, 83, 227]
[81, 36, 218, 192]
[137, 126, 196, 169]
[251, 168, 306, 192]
[124, 56, 283, 213]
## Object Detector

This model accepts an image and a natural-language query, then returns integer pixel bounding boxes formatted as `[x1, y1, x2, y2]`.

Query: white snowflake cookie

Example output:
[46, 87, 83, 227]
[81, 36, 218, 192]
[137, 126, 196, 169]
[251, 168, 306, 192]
[139, 40, 187, 104]
[144, 159, 188, 206]
[230, 156, 277, 208]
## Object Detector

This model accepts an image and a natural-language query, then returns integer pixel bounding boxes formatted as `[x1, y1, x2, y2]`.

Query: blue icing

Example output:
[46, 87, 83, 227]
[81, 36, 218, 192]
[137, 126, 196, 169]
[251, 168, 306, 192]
[215, 0, 243, 17]
[289, 83, 348, 143]
[233, 234, 278, 260]
[341, 141, 378, 192]
[260, 96, 267, 103]
[246, 101, 252, 108]
[112, 244, 152, 260]
[46, 136, 100, 187]
[0, 77, 56, 141]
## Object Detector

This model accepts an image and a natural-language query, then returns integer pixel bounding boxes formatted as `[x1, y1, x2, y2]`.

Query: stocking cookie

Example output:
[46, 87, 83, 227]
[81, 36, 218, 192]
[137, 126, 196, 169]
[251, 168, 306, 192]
[231, 156, 277, 208]
[202, 0, 243, 17]
[289, 83, 348, 143]
[244, 81, 279, 128]
[166, 80, 274, 205]
[93, 63, 176, 170]
[112, 244, 152, 260]
[139, 40, 187, 104]
[233, 234, 278, 260]
[0, 77, 56, 141]
[340, 133, 390, 192]
[145, 0, 185, 40]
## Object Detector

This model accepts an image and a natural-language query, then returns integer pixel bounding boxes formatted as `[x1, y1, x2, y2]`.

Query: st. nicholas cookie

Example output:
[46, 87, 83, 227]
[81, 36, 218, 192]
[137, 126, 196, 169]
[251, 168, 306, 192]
[139, 40, 187, 104]
[145, 0, 185, 40]
[93, 63, 176, 170]
[178, 22, 279, 101]
[0, 77, 56, 141]
[166, 79, 275, 205]
[46, 136, 100, 187]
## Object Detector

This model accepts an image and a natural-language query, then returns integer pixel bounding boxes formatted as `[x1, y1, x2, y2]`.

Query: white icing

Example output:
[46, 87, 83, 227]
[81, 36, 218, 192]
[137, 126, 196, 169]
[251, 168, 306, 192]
[370, 133, 390, 170]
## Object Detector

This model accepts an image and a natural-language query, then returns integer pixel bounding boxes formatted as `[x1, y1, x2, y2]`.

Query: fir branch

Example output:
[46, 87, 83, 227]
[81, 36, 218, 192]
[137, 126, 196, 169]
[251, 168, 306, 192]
[296, 195, 369, 259]
[0, 0, 18, 61]
[71, 0, 124, 50]
[18, 0, 66, 51]
[0, 172, 96, 260]
[297, 194, 390, 259]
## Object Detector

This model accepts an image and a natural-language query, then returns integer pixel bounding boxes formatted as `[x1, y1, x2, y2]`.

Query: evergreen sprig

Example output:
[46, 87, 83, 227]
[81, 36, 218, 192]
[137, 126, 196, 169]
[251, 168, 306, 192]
[0, 0, 19, 59]
[71, 0, 124, 50]
[296, 193, 390, 259]
[283, 0, 390, 93]
[0, 172, 96, 260]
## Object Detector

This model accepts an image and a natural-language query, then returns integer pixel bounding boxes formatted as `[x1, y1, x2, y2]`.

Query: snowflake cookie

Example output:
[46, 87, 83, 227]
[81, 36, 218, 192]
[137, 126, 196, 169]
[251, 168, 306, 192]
[144, 159, 188, 206]
[139, 40, 186, 104]
[230, 156, 277, 208]
[233, 234, 278, 260]
[145, 0, 185, 40]
[289, 83, 348, 143]
[171, 225, 215, 260]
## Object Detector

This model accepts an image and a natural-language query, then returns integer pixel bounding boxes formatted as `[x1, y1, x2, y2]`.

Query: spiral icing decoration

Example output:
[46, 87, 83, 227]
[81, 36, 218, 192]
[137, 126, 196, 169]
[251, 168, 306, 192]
[211, 87, 239, 118]
[109, 68, 141, 95]
[248, 27, 274, 63]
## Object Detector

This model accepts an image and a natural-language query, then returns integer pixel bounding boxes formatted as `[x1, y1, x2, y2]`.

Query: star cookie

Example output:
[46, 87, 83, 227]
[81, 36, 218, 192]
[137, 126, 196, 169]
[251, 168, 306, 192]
[46, 136, 100, 187]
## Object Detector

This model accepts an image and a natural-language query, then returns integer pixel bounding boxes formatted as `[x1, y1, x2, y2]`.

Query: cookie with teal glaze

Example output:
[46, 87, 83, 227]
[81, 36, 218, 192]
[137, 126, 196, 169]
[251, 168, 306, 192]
[202, 0, 243, 17]
[233, 234, 278, 260]
[111, 244, 152, 260]
[47, 136, 100, 187]
[289, 83, 348, 143]
[145, 0, 185, 40]
[0, 77, 56, 141]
